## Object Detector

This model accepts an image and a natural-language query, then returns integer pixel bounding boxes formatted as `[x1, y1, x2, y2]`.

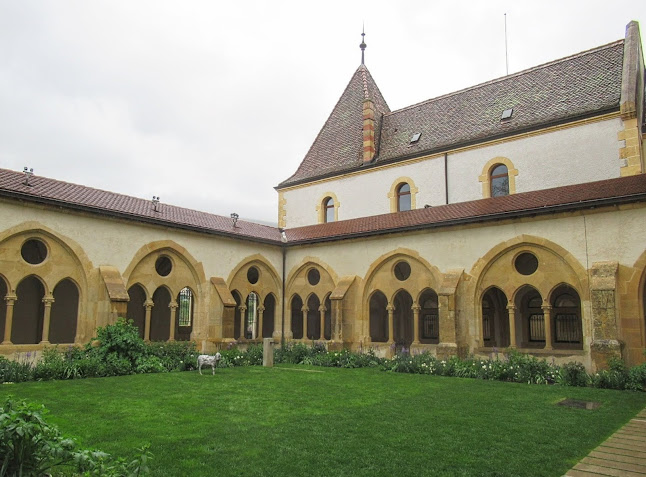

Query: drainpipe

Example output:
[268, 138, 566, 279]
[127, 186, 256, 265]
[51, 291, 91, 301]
[281, 244, 286, 348]
[444, 153, 449, 205]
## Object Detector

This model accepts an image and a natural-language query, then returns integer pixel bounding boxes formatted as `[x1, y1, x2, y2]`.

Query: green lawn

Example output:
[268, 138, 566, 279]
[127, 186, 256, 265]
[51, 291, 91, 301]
[1, 366, 645, 476]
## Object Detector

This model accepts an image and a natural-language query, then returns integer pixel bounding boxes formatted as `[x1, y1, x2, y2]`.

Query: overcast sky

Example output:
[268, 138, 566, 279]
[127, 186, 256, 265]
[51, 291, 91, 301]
[1, 1, 644, 225]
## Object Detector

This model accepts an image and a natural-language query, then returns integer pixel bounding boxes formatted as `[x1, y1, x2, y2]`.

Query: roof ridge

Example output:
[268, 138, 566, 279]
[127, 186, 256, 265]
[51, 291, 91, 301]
[386, 39, 625, 116]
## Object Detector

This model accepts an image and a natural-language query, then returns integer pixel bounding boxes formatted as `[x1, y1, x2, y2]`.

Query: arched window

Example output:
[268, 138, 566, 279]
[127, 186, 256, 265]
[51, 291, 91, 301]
[50, 279, 78, 344]
[481, 287, 509, 347]
[306, 294, 321, 340]
[419, 289, 439, 344]
[369, 291, 388, 342]
[291, 295, 303, 339]
[490, 164, 509, 197]
[176, 287, 193, 341]
[127, 285, 147, 339]
[552, 286, 582, 348]
[397, 183, 411, 211]
[13, 276, 45, 344]
[263, 294, 276, 339]
[323, 197, 335, 223]
[151, 287, 171, 341]
[245, 292, 259, 339]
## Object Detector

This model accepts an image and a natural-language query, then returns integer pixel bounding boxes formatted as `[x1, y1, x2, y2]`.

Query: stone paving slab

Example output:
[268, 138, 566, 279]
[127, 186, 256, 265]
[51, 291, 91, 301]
[564, 407, 646, 476]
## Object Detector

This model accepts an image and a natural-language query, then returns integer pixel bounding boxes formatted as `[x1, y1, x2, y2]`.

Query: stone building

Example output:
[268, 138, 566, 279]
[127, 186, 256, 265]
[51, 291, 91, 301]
[0, 22, 644, 371]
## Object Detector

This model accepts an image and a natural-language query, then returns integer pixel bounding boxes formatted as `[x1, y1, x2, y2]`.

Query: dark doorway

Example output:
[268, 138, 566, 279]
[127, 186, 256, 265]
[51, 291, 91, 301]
[150, 287, 171, 341]
[393, 290, 413, 350]
[369, 291, 388, 342]
[482, 287, 509, 348]
[263, 294, 275, 339]
[127, 285, 147, 339]
[291, 295, 303, 339]
[306, 295, 320, 340]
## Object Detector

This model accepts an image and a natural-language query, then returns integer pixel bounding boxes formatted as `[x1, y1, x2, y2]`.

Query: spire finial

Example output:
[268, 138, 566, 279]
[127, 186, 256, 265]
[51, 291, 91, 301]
[360, 25, 366, 65]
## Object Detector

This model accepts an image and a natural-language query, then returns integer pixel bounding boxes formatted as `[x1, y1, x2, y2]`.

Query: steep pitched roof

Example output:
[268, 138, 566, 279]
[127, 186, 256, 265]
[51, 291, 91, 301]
[285, 174, 646, 243]
[279, 40, 625, 188]
[0, 168, 282, 244]
[278, 65, 389, 187]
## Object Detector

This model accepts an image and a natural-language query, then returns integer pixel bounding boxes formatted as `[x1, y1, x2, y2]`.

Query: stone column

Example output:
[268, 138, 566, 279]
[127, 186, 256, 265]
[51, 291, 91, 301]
[301, 306, 308, 340]
[542, 304, 553, 350]
[239, 305, 247, 340]
[257, 306, 265, 340]
[387, 304, 395, 344]
[318, 305, 326, 340]
[2, 294, 17, 345]
[589, 262, 622, 369]
[331, 299, 342, 341]
[507, 304, 517, 348]
[168, 301, 178, 341]
[40, 294, 55, 344]
[412, 305, 421, 345]
[144, 299, 153, 341]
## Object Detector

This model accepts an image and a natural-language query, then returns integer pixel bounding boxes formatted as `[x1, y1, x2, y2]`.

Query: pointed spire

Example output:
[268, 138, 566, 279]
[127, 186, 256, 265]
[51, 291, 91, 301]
[360, 25, 366, 65]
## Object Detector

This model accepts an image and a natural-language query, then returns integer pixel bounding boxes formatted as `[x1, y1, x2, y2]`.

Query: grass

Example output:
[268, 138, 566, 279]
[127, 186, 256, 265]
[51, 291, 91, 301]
[1, 366, 645, 477]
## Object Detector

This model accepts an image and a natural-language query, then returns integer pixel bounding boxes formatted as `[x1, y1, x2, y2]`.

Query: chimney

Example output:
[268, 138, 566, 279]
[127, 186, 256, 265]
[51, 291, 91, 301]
[362, 99, 375, 163]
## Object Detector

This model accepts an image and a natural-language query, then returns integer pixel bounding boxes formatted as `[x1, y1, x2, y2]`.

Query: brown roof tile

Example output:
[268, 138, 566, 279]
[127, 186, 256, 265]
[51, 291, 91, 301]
[0, 168, 283, 244]
[284, 174, 646, 243]
[279, 40, 624, 187]
[278, 65, 390, 187]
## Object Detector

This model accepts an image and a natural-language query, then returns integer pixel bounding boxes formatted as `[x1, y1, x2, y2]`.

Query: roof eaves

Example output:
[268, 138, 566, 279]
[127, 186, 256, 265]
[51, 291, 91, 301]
[0, 189, 283, 246]
[285, 192, 646, 246]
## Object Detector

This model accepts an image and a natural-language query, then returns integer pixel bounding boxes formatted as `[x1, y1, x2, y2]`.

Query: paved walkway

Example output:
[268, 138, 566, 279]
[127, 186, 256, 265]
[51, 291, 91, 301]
[564, 407, 646, 476]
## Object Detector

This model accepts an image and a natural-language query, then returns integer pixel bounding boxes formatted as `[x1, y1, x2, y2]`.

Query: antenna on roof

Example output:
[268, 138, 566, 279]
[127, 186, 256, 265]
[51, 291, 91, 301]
[152, 196, 160, 212]
[22, 167, 34, 186]
[504, 13, 509, 75]
[360, 24, 366, 65]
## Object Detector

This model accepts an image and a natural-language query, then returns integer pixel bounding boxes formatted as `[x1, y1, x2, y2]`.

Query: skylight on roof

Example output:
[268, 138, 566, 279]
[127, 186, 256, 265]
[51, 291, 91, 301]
[501, 108, 514, 120]
[410, 132, 421, 143]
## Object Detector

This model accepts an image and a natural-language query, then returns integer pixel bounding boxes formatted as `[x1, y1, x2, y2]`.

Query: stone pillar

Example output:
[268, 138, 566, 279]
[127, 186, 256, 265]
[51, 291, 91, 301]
[437, 294, 459, 359]
[542, 304, 553, 351]
[257, 306, 265, 340]
[301, 306, 308, 340]
[144, 299, 154, 342]
[40, 294, 55, 344]
[2, 294, 17, 345]
[168, 301, 178, 341]
[387, 304, 395, 344]
[507, 305, 517, 348]
[318, 305, 326, 340]
[590, 262, 622, 369]
[239, 305, 247, 340]
[263, 338, 274, 367]
[331, 299, 342, 341]
[412, 305, 421, 345]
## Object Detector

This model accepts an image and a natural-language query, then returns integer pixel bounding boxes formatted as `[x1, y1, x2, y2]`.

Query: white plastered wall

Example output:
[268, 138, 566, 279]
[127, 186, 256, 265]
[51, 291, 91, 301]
[281, 118, 622, 228]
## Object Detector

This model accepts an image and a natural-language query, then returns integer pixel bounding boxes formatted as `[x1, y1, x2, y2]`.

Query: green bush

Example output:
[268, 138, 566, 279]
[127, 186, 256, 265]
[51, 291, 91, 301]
[0, 397, 152, 476]
[0, 355, 34, 383]
[146, 341, 198, 371]
[559, 361, 589, 387]
[627, 362, 646, 391]
[89, 318, 146, 368]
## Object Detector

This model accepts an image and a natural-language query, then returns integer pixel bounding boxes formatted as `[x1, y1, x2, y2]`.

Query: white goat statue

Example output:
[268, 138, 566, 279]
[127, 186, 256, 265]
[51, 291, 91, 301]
[197, 352, 222, 375]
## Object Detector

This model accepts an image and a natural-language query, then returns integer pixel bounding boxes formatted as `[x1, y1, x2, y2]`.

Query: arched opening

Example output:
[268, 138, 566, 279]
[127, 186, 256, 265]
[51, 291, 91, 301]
[419, 289, 439, 344]
[481, 287, 509, 348]
[13, 276, 45, 344]
[0, 278, 7, 342]
[150, 287, 171, 341]
[291, 295, 303, 339]
[232, 290, 242, 340]
[323, 295, 332, 340]
[369, 291, 388, 342]
[515, 286, 544, 348]
[490, 164, 509, 197]
[263, 294, 275, 339]
[126, 285, 147, 339]
[175, 287, 194, 341]
[245, 292, 259, 339]
[393, 290, 414, 351]
[552, 285, 583, 350]
[323, 197, 335, 223]
[50, 279, 78, 344]
[397, 183, 411, 211]
[306, 294, 321, 340]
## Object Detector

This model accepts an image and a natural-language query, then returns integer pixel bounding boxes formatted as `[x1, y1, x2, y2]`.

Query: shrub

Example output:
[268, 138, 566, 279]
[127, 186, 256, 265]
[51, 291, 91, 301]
[90, 318, 146, 368]
[626, 362, 646, 391]
[0, 397, 152, 476]
[0, 355, 34, 383]
[559, 361, 589, 387]
[146, 341, 198, 372]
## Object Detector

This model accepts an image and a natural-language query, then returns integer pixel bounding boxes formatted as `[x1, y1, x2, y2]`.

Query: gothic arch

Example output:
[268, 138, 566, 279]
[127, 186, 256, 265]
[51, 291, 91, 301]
[228, 254, 281, 303]
[285, 258, 337, 322]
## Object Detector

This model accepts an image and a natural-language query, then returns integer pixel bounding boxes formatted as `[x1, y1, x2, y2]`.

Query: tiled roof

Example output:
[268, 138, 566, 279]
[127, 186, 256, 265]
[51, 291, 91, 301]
[278, 65, 390, 187]
[284, 174, 646, 243]
[279, 40, 625, 187]
[2, 168, 645, 246]
[0, 168, 283, 244]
